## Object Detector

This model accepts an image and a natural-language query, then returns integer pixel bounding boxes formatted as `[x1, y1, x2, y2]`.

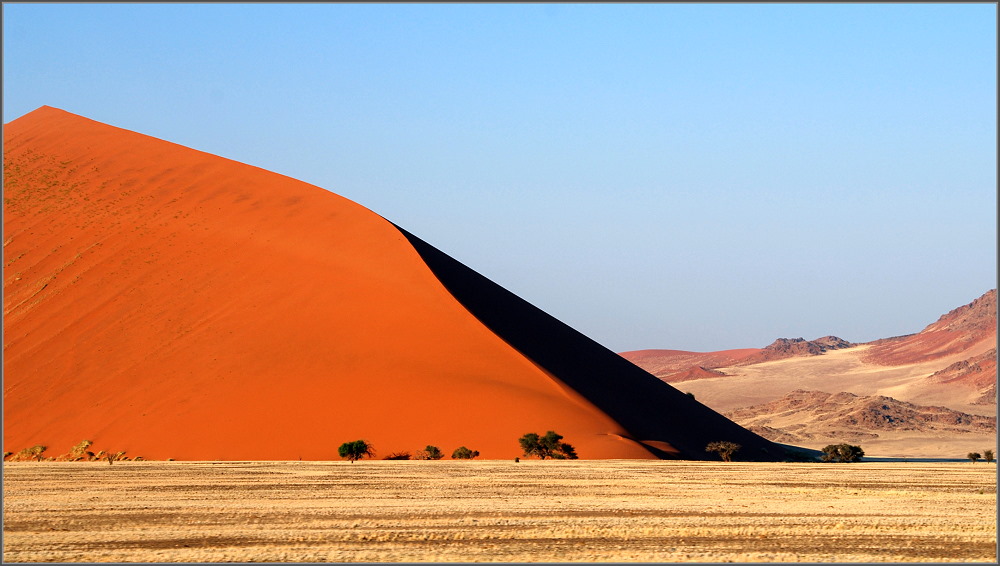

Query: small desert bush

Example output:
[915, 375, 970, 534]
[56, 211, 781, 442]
[821, 443, 864, 463]
[383, 451, 412, 460]
[705, 441, 741, 462]
[451, 446, 480, 459]
[967, 452, 981, 463]
[519, 431, 578, 460]
[103, 451, 131, 464]
[983, 449, 994, 463]
[414, 445, 444, 460]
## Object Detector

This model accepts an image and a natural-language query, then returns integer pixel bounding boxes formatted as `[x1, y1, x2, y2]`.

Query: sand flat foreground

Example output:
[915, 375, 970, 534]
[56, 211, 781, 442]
[3, 460, 996, 562]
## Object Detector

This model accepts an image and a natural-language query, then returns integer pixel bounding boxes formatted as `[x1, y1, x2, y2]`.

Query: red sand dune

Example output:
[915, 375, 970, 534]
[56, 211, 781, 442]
[619, 349, 760, 381]
[3, 107, 786, 462]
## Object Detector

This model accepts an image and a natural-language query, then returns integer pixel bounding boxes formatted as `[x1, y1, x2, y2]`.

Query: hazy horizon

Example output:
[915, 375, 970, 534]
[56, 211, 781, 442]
[3, 3, 996, 352]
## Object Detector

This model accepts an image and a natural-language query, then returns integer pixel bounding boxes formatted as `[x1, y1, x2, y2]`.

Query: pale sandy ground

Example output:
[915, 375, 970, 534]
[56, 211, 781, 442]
[682, 344, 996, 416]
[677, 344, 997, 458]
[4, 460, 996, 563]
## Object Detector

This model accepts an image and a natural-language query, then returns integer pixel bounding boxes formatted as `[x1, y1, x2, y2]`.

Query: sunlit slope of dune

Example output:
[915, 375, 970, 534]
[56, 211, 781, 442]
[3, 106, 782, 461]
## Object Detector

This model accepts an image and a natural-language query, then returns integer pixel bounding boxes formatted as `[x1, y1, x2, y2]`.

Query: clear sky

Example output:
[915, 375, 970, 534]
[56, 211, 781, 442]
[3, 3, 996, 352]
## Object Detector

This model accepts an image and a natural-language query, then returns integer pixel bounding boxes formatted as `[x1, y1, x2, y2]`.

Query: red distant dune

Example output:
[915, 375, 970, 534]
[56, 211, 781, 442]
[3, 107, 787, 462]
[619, 349, 760, 381]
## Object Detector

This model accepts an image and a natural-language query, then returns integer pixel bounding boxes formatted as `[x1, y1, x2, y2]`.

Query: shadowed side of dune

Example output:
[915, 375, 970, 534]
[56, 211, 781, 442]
[393, 225, 789, 461]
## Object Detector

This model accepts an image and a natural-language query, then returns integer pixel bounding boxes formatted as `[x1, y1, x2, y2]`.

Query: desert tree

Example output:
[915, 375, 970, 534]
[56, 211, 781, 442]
[557, 440, 578, 460]
[983, 449, 995, 463]
[414, 445, 444, 460]
[705, 441, 741, 462]
[451, 446, 480, 459]
[519, 431, 578, 460]
[338, 440, 376, 463]
[967, 452, 981, 464]
[519, 433, 542, 458]
[821, 444, 865, 463]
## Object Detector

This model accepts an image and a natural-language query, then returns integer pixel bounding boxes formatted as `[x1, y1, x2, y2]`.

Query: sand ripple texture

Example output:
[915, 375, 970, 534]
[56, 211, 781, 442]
[3, 460, 996, 562]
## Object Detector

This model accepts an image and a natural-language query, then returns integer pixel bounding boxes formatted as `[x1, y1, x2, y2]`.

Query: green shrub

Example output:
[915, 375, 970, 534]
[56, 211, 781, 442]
[519, 431, 578, 460]
[414, 445, 444, 460]
[821, 444, 864, 463]
[451, 446, 480, 459]
[338, 440, 375, 462]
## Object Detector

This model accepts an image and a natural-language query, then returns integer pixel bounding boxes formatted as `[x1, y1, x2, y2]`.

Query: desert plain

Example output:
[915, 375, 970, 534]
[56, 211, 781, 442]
[3, 459, 996, 563]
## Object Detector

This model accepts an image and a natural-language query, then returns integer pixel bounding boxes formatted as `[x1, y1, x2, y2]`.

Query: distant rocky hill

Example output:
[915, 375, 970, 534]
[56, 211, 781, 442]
[724, 389, 997, 445]
[732, 336, 855, 366]
[619, 337, 856, 381]
[863, 289, 996, 366]
[927, 347, 997, 406]
[926, 289, 997, 335]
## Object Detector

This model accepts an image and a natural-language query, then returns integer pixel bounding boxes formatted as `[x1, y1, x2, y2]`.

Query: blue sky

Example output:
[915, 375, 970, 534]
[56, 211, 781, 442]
[3, 3, 996, 352]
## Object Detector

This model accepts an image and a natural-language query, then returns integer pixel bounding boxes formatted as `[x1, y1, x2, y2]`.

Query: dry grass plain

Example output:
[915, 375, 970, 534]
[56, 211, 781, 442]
[3, 460, 996, 563]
